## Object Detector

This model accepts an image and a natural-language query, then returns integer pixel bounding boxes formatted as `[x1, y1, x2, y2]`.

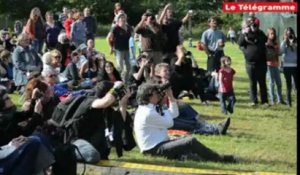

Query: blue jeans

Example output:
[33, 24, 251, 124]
[172, 102, 219, 134]
[115, 50, 131, 82]
[0, 133, 54, 175]
[267, 66, 283, 103]
[219, 91, 236, 114]
[31, 39, 44, 54]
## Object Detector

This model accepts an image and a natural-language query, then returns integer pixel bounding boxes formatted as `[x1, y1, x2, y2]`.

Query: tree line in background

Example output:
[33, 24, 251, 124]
[0, 0, 243, 37]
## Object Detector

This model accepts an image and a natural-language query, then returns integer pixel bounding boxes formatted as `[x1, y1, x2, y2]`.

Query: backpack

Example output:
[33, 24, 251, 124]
[49, 96, 88, 175]
[50, 95, 86, 129]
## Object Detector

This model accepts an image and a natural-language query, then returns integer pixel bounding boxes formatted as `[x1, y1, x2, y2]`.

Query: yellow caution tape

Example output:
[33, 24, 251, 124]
[95, 160, 294, 175]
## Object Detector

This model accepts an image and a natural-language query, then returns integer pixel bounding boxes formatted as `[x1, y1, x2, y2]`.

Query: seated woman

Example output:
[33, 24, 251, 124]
[12, 33, 42, 92]
[42, 49, 61, 75]
[22, 78, 60, 121]
[80, 53, 98, 80]
[0, 50, 15, 93]
[97, 61, 122, 83]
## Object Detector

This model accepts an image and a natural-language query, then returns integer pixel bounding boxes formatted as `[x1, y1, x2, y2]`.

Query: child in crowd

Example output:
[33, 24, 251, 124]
[218, 56, 236, 114]
[265, 27, 285, 105]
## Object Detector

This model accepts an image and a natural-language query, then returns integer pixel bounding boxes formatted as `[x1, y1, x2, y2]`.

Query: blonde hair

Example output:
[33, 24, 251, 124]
[30, 7, 44, 22]
[16, 33, 30, 46]
[155, 63, 169, 75]
[42, 52, 52, 65]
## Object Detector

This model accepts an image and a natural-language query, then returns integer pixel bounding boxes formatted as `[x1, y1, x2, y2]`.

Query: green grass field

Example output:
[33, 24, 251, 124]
[9, 38, 297, 173]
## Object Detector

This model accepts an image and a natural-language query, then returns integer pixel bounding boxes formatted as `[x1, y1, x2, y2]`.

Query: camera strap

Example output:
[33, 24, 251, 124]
[155, 105, 164, 116]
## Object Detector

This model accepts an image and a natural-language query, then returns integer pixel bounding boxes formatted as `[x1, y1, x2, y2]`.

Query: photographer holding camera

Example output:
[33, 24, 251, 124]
[135, 10, 166, 65]
[134, 83, 236, 162]
[151, 62, 231, 135]
[280, 27, 297, 107]
[129, 52, 154, 86]
[238, 17, 269, 106]
[158, 3, 193, 59]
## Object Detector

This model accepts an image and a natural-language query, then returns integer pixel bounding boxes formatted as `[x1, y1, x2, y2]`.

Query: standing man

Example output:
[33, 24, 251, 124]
[83, 7, 97, 41]
[227, 27, 236, 44]
[158, 3, 192, 62]
[238, 17, 269, 106]
[106, 13, 132, 83]
[135, 11, 166, 65]
[59, 6, 69, 29]
[200, 17, 226, 73]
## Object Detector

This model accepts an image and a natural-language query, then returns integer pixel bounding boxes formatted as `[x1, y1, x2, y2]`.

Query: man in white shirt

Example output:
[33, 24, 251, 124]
[134, 83, 237, 162]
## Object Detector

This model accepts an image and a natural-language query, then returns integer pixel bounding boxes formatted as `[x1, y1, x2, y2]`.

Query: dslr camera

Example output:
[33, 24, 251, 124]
[157, 82, 171, 97]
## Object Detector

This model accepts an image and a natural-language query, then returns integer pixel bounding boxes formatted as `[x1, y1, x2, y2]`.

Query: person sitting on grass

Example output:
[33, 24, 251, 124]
[134, 83, 237, 162]
[152, 62, 231, 135]
[97, 61, 122, 83]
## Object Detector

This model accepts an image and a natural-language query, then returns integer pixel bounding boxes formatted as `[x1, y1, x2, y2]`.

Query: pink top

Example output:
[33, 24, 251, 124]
[218, 68, 235, 93]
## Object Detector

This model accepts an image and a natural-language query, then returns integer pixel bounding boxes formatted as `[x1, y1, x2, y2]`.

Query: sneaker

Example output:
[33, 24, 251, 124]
[262, 103, 270, 108]
[222, 155, 238, 163]
[202, 101, 209, 106]
[218, 117, 231, 135]
[249, 102, 258, 107]
[178, 90, 190, 99]
[277, 100, 287, 105]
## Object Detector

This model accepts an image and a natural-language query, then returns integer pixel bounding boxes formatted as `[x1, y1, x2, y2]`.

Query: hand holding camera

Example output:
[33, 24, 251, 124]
[32, 88, 44, 100]
[110, 81, 126, 100]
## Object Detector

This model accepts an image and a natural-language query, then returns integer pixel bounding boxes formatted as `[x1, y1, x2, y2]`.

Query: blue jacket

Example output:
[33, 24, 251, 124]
[12, 46, 42, 86]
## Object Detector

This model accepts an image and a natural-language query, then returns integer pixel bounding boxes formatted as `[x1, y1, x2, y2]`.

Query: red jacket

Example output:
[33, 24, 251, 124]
[64, 18, 73, 39]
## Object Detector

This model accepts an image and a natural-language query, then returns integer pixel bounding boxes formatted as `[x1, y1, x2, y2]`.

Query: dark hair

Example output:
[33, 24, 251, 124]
[0, 87, 7, 110]
[284, 27, 297, 52]
[94, 80, 114, 98]
[136, 83, 160, 105]
[208, 17, 218, 24]
[220, 56, 232, 68]
[103, 61, 122, 81]
[87, 54, 99, 75]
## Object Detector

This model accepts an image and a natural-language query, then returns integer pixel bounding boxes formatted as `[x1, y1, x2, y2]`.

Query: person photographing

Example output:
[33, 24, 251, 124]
[134, 83, 237, 162]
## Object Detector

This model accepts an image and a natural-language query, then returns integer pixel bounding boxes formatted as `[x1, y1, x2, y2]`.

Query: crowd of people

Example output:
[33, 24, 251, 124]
[0, 2, 297, 174]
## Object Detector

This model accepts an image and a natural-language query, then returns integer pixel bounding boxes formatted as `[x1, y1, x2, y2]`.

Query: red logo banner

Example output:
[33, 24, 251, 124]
[223, 2, 298, 12]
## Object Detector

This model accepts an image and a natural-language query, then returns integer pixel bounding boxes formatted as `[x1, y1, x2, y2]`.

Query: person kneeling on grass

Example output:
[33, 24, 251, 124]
[134, 82, 237, 162]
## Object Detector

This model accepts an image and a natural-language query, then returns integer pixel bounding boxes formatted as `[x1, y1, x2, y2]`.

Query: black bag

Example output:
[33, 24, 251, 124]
[52, 143, 86, 175]
[51, 96, 86, 128]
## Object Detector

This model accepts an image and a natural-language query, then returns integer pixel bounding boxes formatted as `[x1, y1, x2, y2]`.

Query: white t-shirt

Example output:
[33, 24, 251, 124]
[134, 102, 179, 152]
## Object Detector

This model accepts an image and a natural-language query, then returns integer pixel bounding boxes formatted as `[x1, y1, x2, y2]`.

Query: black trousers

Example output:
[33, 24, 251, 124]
[144, 136, 223, 162]
[207, 50, 224, 73]
[245, 63, 268, 104]
[283, 67, 297, 106]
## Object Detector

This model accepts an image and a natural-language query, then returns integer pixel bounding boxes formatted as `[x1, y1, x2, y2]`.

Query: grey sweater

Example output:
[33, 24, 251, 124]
[280, 40, 297, 67]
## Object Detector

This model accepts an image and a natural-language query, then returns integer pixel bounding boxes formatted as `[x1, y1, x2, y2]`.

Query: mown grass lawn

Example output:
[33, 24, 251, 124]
[9, 38, 297, 173]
